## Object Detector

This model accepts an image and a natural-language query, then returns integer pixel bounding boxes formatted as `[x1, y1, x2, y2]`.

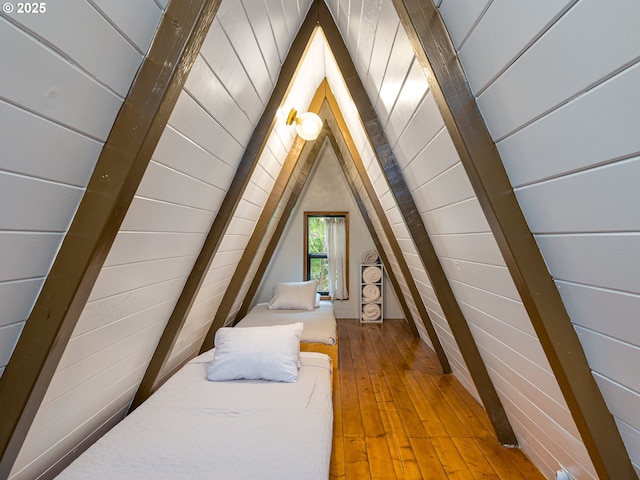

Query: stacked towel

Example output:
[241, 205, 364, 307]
[362, 303, 381, 321]
[361, 250, 379, 264]
[362, 284, 380, 302]
[362, 265, 382, 284]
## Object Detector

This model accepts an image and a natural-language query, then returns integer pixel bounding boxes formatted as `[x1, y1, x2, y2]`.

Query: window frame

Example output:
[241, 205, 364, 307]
[303, 211, 349, 298]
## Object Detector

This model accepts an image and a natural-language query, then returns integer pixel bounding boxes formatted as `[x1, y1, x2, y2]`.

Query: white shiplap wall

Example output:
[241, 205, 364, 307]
[321, 107, 418, 326]
[9, 0, 316, 477]
[327, 0, 600, 478]
[222, 156, 302, 325]
[2, 2, 165, 477]
[441, 0, 640, 476]
[4, 0, 637, 478]
[0, 1, 161, 379]
[221, 133, 321, 327]
[162, 9, 325, 371]
[325, 0, 477, 391]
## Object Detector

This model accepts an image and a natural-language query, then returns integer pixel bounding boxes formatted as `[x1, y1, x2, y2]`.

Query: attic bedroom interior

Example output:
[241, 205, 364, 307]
[0, 0, 638, 479]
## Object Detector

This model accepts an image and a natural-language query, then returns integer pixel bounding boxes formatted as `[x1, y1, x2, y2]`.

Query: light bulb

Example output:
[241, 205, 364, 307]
[295, 112, 323, 140]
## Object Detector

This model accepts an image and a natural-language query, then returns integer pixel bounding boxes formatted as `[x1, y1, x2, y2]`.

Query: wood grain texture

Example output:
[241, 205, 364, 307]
[332, 319, 545, 480]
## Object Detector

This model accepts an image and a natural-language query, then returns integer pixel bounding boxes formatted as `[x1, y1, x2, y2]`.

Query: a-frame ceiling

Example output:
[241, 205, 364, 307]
[0, 1, 637, 479]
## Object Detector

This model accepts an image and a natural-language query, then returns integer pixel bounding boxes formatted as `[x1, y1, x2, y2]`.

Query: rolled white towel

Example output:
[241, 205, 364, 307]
[362, 284, 380, 302]
[361, 250, 379, 264]
[362, 303, 381, 321]
[362, 265, 382, 283]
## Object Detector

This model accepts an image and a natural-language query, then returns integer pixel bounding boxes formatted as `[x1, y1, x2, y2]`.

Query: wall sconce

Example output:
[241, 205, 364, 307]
[286, 108, 323, 141]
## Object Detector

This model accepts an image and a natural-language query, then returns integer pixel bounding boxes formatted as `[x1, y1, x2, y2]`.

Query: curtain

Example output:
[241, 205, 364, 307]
[326, 217, 347, 300]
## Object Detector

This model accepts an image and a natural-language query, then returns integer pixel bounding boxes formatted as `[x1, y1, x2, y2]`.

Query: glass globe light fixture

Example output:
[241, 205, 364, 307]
[286, 108, 323, 141]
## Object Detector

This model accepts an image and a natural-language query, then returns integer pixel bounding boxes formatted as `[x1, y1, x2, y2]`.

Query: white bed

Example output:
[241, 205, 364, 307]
[235, 300, 338, 367]
[57, 350, 333, 480]
[236, 301, 336, 345]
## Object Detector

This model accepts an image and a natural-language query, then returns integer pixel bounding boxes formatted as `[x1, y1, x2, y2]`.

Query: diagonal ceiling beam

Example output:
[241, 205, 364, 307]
[0, 0, 222, 475]
[131, 6, 322, 409]
[317, 0, 516, 445]
[325, 128, 424, 335]
[199, 85, 327, 350]
[393, 1, 637, 478]
[322, 92, 451, 373]
[326, 127, 421, 337]
[235, 128, 326, 323]
[200, 135, 306, 343]
[226, 97, 452, 378]
[217, 77, 448, 375]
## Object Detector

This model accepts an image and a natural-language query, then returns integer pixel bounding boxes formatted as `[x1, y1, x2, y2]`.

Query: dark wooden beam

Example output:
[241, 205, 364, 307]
[318, 0, 516, 445]
[131, 5, 323, 409]
[0, 0, 222, 475]
[328, 129, 419, 337]
[200, 83, 327, 350]
[200, 135, 305, 345]
[235, 128, 327, 323]
[393, 1, 637, 477]
[322, 93, 451, 374]
[327, 129, 434, 339]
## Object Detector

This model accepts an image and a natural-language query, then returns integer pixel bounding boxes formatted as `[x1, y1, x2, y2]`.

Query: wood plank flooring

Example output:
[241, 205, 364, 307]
[330, 319, 545, 480]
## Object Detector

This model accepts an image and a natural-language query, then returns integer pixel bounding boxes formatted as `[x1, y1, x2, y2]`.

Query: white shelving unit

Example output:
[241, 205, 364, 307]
[359, 263, 383, 323]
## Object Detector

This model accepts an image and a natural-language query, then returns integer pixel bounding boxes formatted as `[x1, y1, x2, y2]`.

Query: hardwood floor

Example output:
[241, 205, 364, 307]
[330, 319, 545, 480]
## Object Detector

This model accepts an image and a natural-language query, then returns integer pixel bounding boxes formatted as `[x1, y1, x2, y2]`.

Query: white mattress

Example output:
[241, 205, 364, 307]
[57, 351, 333, 480]
[236, 301, 337, 345]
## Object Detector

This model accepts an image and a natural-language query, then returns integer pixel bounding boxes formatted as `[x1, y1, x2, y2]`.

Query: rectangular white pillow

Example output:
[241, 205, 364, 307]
[268, 280, 318, 310]
[207, 323, 304, 382]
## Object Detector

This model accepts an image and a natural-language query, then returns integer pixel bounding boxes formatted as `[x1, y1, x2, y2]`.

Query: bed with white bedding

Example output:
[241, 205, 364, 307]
[235, 301, 338, 367]
[236, 300, 337, 344]
[57, 348, 333, 480]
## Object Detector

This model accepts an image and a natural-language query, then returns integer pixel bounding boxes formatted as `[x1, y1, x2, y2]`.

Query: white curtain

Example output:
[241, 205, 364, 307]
[326, 217, 347, 300]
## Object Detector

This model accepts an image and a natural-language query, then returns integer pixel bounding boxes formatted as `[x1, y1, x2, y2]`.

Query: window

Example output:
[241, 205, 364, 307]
[304, 212, 349, 298]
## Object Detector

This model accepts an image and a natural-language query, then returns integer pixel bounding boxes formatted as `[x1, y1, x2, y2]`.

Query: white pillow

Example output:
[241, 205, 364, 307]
[268, 280, 318, 310]
[207, 323, 303, 382]
[315, 292, 321, 308]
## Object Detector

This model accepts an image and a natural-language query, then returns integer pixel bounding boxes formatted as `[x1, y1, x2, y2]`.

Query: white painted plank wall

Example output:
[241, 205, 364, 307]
[383, 0, 597, 476]
[442, 0, 640, 475]
[331, 0, 598, 478]
[325, 2, 430, 334]
[165, 195, 264, 366]
[326, 2, 456, 364]
[171, 19, 331, 345]
[12, 64, 243, 480]
[222, 157, 307, 327]
[0, 1, 154, 378]
[2, 2, 165, 477]
[222, 151, 306, 327]
[326, 0, 475, 386]
[13, 0, 315, 475]
[327, 116, 422, 325]
[162, 0, 317, 372]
